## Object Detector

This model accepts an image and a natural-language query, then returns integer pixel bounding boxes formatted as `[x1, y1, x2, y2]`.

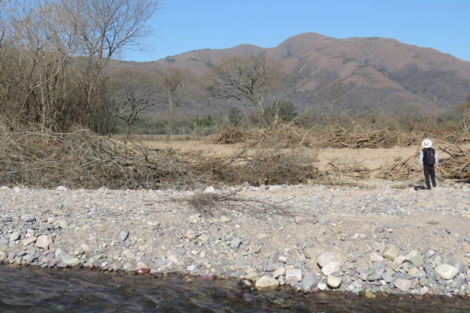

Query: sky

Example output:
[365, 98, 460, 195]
[123, 0, 470, 63]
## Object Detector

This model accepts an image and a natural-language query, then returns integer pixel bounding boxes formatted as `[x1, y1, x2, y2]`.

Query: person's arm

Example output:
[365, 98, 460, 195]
[419, 150, 423, 168]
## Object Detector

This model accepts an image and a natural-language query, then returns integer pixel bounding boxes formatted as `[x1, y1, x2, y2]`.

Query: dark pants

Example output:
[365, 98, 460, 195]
[423, 165, 436, 189]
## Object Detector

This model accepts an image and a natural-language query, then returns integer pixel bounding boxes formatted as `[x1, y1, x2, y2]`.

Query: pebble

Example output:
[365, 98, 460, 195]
[327, 275, 342, 288]
[394, 278, 412, 291]
[321, 261, 341, 276]
[434, 264, 458, 280]
[255, 276, 279, 290]
[119, 230, 129, 241]
[0, 184, 468, 298]
[301, 272, 318, 291]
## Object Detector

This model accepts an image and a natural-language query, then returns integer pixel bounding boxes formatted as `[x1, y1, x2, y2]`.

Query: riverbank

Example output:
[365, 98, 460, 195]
[1, 183, 470, 298]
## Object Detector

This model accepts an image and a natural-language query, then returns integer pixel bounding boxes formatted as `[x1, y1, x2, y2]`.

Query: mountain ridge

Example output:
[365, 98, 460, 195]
[119, 32, 470, 116]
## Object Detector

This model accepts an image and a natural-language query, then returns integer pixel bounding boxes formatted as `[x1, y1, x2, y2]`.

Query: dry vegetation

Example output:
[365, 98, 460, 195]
[1, 122, 469, 190]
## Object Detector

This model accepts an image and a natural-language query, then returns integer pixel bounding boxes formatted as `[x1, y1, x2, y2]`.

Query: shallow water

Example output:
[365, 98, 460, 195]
[0, 266, 469, 313]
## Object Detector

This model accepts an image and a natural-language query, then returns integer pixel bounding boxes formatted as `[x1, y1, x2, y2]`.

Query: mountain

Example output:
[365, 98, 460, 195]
[118, 32, 470, 117]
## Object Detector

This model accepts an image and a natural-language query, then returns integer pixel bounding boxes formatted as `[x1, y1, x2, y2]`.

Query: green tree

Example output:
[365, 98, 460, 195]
[264, 101, 298, 124]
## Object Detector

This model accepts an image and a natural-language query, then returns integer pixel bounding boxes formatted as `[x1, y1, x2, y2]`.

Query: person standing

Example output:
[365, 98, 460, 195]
[419, 139, 439, 190]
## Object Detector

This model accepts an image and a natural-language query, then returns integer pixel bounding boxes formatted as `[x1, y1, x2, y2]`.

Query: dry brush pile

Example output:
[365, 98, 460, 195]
[0, 125, 323, 189]
[211, 124, 470, 184]
[0, 127, 200, 189]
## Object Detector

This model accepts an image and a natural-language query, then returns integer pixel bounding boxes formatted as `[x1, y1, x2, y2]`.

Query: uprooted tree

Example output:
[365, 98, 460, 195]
[206, 55, 286, 129]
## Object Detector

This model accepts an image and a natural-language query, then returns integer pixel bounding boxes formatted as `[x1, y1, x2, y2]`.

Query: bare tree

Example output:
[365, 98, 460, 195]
[154, 68, 195, 142]
[60, 0, 159, 129]
[319, 80, 342, 125]
[0, 0, 159, 132]
[207, 55, 285, 129]
[457, 94, 470, 136]
[7, 0, 77, 130]
[107, 68, 157, 137]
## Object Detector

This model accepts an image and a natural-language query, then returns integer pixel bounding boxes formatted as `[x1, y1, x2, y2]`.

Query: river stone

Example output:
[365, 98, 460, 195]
[23, 215, 36, 223]
[57, 262, 68, 268]
[286, 269, 302, 284]
[394, 255, 406, 265]
[451, 275, 465, 288]
[230, 238, 242, 249]
[10, 231, 20, 241]
[383, 245, 399, 261]
[327, 275, 342, 288]
[452, 260, 466, 274]
[59, 220, 68, 229]
[273, 267, 285, 278]
[434, 264, 458, 279]
[318, 251, 341, 267]
[64, 258, 80, 267]
[266, 262, 284, 272]
[394, 278, 412, 291]
[408, 267, 418, 276]
[35, 236, 52, 249]
[0, 250, 6, 262]
[321, 261, 341, 276]
[370, 252, 384, 262]
[302, 272, 318, 291]
[119, 230, 129, 241]
[186, 230, 196, 240]
[22, 236, 36, 246]
[405, 250, 423, 267]
[381, 272, 393, 283]
[199, 233, 210, 242]
[220, 216, 231, 223]
[255, 276, 279, 290]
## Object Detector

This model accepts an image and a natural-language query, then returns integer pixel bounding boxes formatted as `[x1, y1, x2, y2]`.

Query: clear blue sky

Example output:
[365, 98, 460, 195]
[123, 0, 470, 62]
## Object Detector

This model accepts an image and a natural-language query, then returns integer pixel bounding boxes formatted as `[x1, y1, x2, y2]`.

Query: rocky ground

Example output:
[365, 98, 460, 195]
[1, 181, 470, 299]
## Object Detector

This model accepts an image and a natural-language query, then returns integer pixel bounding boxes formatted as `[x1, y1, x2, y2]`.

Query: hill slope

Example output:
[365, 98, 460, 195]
[119, 32, 470, 116]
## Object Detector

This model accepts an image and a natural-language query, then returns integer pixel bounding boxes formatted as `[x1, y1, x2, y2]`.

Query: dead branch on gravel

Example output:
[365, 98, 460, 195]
[326, 160, 372, 180]
[188, 190, 291, 218]
[377, 154, 421, 181]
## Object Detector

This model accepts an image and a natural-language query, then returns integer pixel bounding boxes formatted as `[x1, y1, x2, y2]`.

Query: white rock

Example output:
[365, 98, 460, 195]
[286, 269, 302, 284]
[56, 186, 68, 191]
[317, 251, 341, 267]
[327, 275, 342, 288]
[318, 283, 327, 291]
[273, 267, 285, 278]
[255, 276, 279, 290]
[203, 186, 215, 194]
[35, 235, 53, 249]
[435, 264, 458, 279]
[370, 252, 385, 262]
[383, 245, 400, 261]
[321, 261, 341, 276]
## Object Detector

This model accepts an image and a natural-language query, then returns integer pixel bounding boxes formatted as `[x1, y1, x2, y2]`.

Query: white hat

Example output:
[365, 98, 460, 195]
[422, 139, 433, 148]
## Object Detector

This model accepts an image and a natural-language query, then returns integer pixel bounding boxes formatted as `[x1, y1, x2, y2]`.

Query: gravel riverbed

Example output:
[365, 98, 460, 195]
[1, 182, 470, 298]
